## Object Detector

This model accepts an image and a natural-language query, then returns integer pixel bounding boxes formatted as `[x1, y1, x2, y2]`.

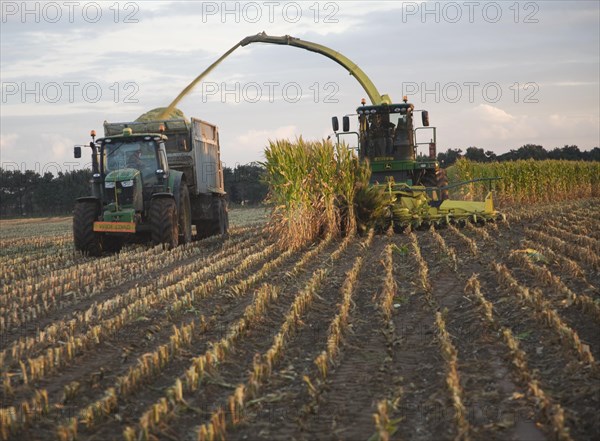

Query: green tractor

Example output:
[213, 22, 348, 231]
[73, 127, 192, 255]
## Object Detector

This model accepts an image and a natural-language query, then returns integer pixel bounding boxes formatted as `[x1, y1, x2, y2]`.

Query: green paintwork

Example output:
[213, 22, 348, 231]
[102, 208, 135, 223]
[167, 172, 177, 193]
[371, 161, 437, 173]
[105, 168, 140, 182]
[240, 34, 392, 105]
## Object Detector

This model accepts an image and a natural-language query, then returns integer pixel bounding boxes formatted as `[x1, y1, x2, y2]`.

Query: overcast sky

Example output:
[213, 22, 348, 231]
[1, 0, 599, 174]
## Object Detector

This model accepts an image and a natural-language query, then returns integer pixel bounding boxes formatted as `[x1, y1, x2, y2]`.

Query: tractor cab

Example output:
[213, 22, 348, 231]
[99, 131, 170, 211]
[74, 128, 171, 229]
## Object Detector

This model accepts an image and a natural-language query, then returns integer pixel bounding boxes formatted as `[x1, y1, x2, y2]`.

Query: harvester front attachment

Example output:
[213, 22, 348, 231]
[385, 178, 503, 229]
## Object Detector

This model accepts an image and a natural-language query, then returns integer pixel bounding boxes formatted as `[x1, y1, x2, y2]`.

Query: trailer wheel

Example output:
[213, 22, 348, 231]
[178, 184, 192, 244]
[150, 198, 178, 249]
[218, 199, 229, 236]
[193, 221, 210, 240]
[73, 201, 102, 256]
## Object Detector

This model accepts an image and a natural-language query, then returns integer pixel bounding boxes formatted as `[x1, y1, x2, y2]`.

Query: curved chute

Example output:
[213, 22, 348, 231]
[159, 32, 391, 119]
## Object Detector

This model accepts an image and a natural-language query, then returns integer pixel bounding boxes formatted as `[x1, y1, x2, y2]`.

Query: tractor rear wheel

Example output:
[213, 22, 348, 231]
[150, 198, 178, 249]
[178, 184, 192, 245]
[73, 201, 102, 256]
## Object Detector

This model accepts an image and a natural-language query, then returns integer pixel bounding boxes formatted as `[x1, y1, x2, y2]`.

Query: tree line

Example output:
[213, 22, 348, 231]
[436, 144, 600, 166]
[1, 145, 598, 217]
[0, 164, 269, 218]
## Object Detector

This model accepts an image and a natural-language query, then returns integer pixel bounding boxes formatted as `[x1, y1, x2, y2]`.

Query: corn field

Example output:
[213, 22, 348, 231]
[1, 197, 599, 441]
[264, 138, 371, 249]
[451, 158, 600, 204]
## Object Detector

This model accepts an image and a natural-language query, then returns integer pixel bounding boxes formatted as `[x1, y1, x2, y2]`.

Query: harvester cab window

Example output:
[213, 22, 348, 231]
[392, 115, 411, 148]
[366, 113, 395, 157]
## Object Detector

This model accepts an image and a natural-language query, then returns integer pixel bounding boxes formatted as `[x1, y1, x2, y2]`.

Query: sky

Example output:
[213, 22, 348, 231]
[1, 0, 599, 175]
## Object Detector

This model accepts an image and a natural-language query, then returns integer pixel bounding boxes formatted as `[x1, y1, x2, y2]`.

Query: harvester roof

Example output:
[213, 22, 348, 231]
[356, 103, 414, 115]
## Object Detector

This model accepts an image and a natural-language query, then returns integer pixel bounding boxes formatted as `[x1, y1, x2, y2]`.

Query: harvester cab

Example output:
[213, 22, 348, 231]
[332, 97, 448, 205]
[332, 99, 502, 228]
[332, 97, 443, 192]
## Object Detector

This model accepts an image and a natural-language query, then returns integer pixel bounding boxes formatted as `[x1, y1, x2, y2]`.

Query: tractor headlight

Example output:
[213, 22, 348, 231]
[105, 181, 116, 189]
[121, 180, 134, 188]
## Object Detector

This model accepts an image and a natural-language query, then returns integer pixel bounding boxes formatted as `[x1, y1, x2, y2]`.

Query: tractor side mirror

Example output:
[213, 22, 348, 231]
[342, 116, 350, 132]
[422, 110, 430, 127]
[331, 116, 339, 132]
[74, 146, 81, 158]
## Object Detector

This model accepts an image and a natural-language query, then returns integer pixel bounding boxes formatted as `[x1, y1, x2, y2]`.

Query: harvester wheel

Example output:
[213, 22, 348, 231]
[73, 201, 102, 256]
[422, 168, 449, 201]
[178, 184, 192, 245]
[150, 197, 179, 249]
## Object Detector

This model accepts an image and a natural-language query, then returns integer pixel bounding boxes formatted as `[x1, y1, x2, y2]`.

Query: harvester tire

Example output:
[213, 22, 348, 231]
[178, 184, 192, 245]
[437, 168, 449, 200]
[423, 168, 449, 201]
[73, 201, 102, 256]
[150, 198, 178, 249]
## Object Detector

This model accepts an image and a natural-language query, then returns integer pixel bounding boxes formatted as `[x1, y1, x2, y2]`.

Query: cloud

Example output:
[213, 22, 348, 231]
[40, 133, 74, 157]
[236, 125, 298, 147]
[228, 125, 299, 164]
[0, 133, 19, 153]
[1, 1, 599, 170]
[475, 104, 514, 124]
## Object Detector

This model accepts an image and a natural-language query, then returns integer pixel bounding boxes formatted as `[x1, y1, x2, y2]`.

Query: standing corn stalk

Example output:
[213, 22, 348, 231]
[264, 138, 374, 249]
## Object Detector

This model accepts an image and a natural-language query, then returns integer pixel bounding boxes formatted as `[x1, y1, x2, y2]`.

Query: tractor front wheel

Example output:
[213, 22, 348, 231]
[73, 201, 102, 256]
[150, 198, 179, 249]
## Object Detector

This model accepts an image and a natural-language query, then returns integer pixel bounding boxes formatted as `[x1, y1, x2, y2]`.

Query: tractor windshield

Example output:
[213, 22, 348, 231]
[104, 140, 157, 172]
[103, 139, 159, 182]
